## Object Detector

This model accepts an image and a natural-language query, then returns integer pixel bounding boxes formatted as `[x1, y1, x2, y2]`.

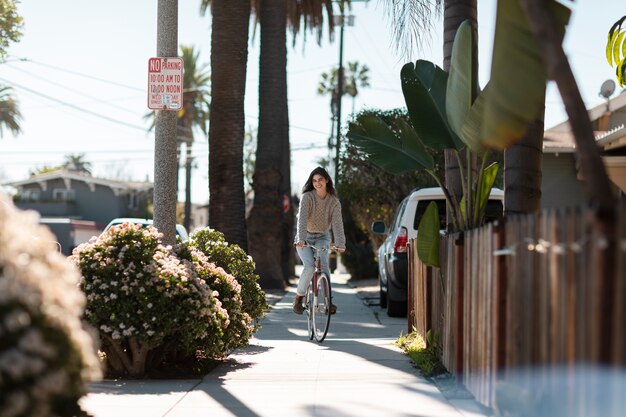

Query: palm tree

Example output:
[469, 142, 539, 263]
[0, 85, 21, 138]
[178, 45, 210, 231]
[318, 61, 370, 115]
[247, 0, 335, 289]
[201, 0, 251, 250]
[247, 0, 289, 288]
[63, 153, 92, 175]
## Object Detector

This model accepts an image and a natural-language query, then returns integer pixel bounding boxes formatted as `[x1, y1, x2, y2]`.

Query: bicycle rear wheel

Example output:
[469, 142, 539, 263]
[312, 273, 331, 342]
[305, 283, 314, 340]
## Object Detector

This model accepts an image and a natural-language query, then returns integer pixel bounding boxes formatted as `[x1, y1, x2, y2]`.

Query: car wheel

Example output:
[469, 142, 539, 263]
[386, 282, 406, 317]
[379, 286, 387, 309]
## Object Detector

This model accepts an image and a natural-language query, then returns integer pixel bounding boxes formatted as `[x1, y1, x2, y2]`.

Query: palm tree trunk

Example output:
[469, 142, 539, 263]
[504, 109, 544, 215]
[184, 140, 193, 231]
[247, 0, 288, 288]
[281, 98, 295, 284]
[208, 0, 250, 250]
[519, 0, 616, 364]
[443, 0, 477, 223]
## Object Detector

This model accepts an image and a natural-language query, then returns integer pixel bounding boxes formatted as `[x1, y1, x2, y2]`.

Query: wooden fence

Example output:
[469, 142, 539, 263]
[407, 203, 626, 413]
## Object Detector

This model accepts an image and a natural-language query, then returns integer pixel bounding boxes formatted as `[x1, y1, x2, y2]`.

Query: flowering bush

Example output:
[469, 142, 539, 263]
[71, 223, 228, 377]
[175, 244, 252, 353]
[188, 228, 268, 325]
[0, 195, 101, 417]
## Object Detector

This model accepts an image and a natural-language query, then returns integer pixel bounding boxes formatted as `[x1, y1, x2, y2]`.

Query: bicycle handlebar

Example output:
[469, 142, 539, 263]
[300, 243, 340, 252]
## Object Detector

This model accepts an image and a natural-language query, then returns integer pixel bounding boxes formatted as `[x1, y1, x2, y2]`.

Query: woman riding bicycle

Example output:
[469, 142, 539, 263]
[293, 167, 346, 315]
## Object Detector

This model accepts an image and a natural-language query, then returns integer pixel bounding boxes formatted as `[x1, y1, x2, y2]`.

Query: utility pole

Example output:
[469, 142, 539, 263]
[153, 0, 179, 246]
[333, 2, 358, 186]
[334, 9, 345, 187]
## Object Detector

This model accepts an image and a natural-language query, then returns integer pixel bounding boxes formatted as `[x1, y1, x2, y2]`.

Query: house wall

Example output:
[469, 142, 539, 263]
[73, 181, 122, 225]
[16, 179, 151, 226]
[541, 153, 587, 209]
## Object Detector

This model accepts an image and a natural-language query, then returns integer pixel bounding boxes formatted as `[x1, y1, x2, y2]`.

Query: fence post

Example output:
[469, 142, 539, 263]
[455, 232, 465, 380]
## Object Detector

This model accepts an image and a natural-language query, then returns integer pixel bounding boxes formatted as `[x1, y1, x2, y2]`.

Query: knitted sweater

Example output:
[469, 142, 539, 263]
[295, 191, 346, 247]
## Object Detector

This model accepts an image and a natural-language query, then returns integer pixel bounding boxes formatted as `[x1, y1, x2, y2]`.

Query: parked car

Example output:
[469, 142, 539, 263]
[103, 217, 189, 242]
[372, 187, 504, 317]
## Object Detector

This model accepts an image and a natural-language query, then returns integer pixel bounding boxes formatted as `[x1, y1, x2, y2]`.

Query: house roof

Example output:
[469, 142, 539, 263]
[4, 169, 153, 193]
[544, 90, 626, 153]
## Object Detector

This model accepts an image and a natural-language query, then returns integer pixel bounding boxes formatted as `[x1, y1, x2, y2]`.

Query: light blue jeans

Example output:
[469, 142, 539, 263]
[296, 231, 331, 296]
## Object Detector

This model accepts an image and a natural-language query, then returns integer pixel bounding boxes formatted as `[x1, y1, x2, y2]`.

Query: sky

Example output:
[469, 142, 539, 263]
[0, 0, 621, 204]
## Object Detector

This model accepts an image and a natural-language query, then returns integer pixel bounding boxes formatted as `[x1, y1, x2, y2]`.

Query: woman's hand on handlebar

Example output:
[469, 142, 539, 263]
[294, 241, 305, 249]
[336, 246, 346, 253]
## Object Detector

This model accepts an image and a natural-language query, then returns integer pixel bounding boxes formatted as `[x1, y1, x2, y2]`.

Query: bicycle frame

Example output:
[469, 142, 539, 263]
[303, 243, 335, 342]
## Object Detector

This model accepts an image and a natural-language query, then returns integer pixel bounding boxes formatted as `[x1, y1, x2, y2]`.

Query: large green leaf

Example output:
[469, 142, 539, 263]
[446, 20, 476, 139]
[395, 118, 435, 170]
[480, 0, 570, 149]
[401, 61, 461, 150]
[417, 201, 440, 268]
[476, 162, 499, 216]
[347, 114, 433, 174]
[459, 82, 496, 154]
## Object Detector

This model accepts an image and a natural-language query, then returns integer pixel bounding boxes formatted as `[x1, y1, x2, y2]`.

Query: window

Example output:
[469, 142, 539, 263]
[21, 189, 40, 202]
[413, 199, 447, 230]
[128, 192, 138, 209]
[52, 188, 75, 201]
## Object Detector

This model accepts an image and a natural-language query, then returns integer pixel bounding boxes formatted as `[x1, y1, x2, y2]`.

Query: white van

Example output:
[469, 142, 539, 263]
[372, 187, 504, 317]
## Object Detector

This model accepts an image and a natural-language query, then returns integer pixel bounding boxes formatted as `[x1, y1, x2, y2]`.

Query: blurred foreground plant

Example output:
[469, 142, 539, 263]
[0, 195, 101, 417]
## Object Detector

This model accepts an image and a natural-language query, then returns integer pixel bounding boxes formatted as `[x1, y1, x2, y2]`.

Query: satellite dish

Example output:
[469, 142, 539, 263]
[599, 79, 616, 98]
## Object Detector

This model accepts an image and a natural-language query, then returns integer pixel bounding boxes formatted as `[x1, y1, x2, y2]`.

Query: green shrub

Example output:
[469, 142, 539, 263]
[187, 228, 268, 325]
[174, 244, 252, 353]
[71, 223, 229, 377]
[395, 329, 445, 377]
[0, 195, 101, 417]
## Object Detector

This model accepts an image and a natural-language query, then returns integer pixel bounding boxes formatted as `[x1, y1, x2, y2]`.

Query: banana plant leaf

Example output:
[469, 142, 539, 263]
[606, 15, 626, 87]
[480, 0, 570, 149]
[475, 162, 499, 220]
[401, 61, 463, 150]
[417, 201, 441, 268]
[446, 20, 477, 139]
[347, 114, 434, 174]
[459, 82, 492, 153]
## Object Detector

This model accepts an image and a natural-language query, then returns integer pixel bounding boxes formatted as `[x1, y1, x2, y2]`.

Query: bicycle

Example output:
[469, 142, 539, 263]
[302, 243, 336, 343]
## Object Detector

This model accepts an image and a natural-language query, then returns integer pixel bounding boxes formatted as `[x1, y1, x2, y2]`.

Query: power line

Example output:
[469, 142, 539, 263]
[244, 113, 329, 136]
[0, 77, 147, 131]
[11, 56, 144, 92]
[4, 63, 142, 116]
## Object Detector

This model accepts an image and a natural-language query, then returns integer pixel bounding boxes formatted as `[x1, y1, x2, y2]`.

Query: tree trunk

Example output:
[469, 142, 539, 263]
[184, 140, 193, 231]
[247, 0, 288, 289]
[519, 0, 616, 364]
[281, 103, 295, 284]
[443, 0, 477, 227]
[504, 109, 544, 215]
[129, 337, 149, 378]
[208, 0, 251, 250]
[180, 94, 195, 232]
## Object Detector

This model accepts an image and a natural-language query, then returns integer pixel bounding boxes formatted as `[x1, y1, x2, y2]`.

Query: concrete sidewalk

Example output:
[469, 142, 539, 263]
[81, 273, 490, 417]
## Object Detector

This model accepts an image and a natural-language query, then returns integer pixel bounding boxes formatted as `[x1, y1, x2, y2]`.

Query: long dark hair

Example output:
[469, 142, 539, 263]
[302, 166, 336, 195]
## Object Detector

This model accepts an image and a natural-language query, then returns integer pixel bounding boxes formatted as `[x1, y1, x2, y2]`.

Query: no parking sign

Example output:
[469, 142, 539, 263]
[147, 57, 183, 110]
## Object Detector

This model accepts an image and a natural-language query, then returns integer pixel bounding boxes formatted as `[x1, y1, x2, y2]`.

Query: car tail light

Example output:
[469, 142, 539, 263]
[394, 227, 408, 253]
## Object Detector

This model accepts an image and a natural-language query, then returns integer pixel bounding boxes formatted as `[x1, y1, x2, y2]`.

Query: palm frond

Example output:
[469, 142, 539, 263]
[381, 0, 443, 59]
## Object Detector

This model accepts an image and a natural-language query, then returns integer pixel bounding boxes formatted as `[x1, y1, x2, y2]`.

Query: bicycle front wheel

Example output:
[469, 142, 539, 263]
[306, 283, 314, 340]
[312, 273, 331, 342]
